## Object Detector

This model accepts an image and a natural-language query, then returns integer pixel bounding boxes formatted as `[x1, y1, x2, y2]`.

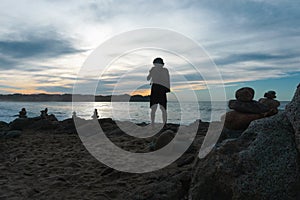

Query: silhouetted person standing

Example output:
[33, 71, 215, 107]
[72, 111, 77, 119]
[147, 57, 170, 125]
[92, 109, 99, 119]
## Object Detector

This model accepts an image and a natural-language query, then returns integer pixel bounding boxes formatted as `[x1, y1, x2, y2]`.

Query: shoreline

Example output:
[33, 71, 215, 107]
[1, 83, 299, 199]
[0, 117, 209, 199]
[0, 100, 290, 124]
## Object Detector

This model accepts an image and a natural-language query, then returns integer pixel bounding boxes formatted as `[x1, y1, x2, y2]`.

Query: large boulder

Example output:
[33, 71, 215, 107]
[189, 112, 299, 199]
[28, 119, 59, 131]
[4, 130, 22, 138]
[258, 98, 280, 110]
[189, 84, 300, 199]
[235, 87, 254, 102]
[224, 87, 273, 133]
[286, 83, 300, 152]
[55, 118, 77, 134]
[222, 111, 264, 131]
[9, 118, 34, 130]
[0, 121, 9, 131]
[46, 114, 58, 121]
[228, 100, 269, 114]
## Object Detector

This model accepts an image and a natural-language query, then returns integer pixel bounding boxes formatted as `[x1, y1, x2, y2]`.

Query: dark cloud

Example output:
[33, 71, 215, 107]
[0, 35, 83, 59]
[71, 79, 120, 95]
[0, 28, 86, 71]
[184, 73, 204, 82]
[246, 66, 282, 71]
[36, 86, 73, 93]
[0, 84, 20, 90]
[0, 0, 299, 97]
[215, 53, 297, 66]
[191, 0, 300, 30]
[0, 55, 19, 70]
[135, 84, 150, 90]
[16, 65, 61, 72]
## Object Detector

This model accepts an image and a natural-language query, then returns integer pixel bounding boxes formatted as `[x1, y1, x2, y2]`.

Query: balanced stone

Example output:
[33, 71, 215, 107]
[235, 87, 254, 102]
[222, 111, 264, 131]
[229, 100, 269, 114]
[258, 90, 280, 112]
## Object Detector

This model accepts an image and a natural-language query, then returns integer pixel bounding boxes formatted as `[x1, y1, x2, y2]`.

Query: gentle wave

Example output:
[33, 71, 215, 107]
[0, 101, 290, 124]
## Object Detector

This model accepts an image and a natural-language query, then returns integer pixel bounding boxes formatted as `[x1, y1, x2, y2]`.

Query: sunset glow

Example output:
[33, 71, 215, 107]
[0, 0, 299, 100]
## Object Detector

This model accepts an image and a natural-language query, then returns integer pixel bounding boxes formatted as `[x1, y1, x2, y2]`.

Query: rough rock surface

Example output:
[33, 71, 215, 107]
[228, 100, 269, 114]
[9, 118, 35, 130]
[222, 111, 263, 130]
[28, 119, 59, 131]
[0, 121, 9, 130]
[190, 112, 299, 199]
[4, 130, 22, 138]
[235, 87, 254, 102]
[286, 83, 300, 152]
[258, 97, 280, 110]
[189, 84, 300, 200]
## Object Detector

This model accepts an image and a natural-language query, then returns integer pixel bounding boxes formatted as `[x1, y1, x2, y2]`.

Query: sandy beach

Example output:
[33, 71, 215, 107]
[0, 118, 207, 200]
[1, 84, 299, 200]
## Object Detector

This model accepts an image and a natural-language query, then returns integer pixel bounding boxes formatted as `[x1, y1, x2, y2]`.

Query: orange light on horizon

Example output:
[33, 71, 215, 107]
[1, 88, 61, 95]
[130, 89, 150, 96]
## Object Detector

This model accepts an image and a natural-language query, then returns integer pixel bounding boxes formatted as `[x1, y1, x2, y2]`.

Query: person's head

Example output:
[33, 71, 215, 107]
[264, 91, 276, 99]
[153, 57, 164, 67]
[22, 108, 26, 111]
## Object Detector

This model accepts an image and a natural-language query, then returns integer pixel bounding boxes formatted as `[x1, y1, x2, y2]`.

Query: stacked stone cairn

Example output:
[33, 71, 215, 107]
[220, 87, 277, 141]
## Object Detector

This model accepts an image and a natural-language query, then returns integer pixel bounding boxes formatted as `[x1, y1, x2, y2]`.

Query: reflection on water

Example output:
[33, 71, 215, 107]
[0, 101, 290, 124]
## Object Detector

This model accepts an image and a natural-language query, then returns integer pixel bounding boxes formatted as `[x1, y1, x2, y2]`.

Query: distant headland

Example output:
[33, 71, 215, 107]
[0, 93, 150, 102]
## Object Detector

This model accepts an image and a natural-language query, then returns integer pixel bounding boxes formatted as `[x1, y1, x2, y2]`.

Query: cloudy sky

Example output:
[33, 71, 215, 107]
[0, 0, 299, 100]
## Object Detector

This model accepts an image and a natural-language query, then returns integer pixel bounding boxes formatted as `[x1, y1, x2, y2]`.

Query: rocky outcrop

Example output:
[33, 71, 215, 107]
[189, 84, 300, 199]
[28, 119, 59, 131]
[8, 114, 60, 132]
[259, 98, 280, 111]
[4, 130, 22, 138]
[221, 111, 263, 130]
[1, 121, 21, 138]
[9, 118, 35, 130]
[228, 100, 269, 114]
[0, 121, 9, 130]
[222, 87, 276, 138]
[1, 84, 299, 199]
[286, 83, 300, 152]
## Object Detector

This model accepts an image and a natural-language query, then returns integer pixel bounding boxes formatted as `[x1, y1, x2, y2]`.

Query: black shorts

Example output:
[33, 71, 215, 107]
[150, 84, 167, 110]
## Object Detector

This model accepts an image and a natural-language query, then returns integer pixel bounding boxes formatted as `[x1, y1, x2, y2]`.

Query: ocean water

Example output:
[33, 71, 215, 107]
[0, 101, 289, 125]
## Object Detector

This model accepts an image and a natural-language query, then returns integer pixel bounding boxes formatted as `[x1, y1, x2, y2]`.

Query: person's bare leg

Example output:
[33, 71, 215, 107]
[160, 105, 167, 125]
[151, 104, 158, 125]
